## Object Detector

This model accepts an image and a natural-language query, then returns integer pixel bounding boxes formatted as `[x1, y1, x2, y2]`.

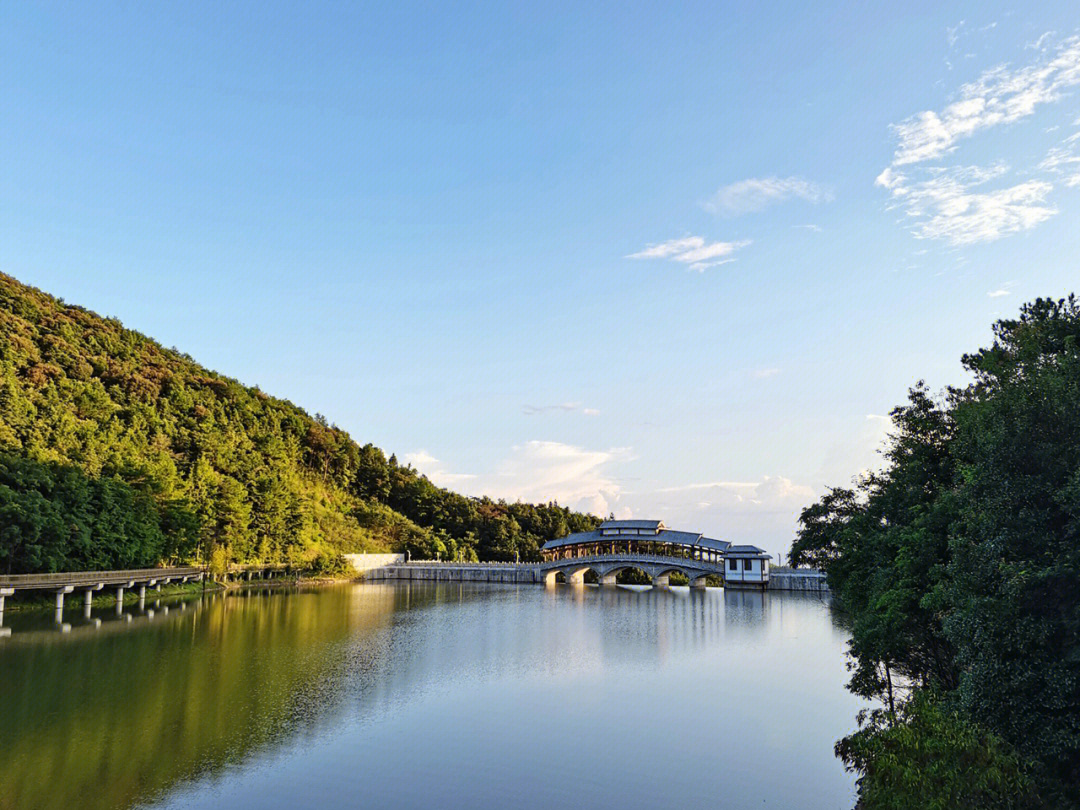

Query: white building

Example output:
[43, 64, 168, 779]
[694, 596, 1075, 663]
[723, 545, 772, 589]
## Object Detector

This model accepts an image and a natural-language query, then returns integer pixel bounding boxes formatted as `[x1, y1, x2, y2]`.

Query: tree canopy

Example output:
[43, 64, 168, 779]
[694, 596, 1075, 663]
[0, 273, 597, 574]
[791, 296, 1080, 808]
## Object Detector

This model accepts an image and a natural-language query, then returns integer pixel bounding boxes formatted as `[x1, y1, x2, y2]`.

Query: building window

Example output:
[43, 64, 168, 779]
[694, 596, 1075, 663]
[728, 558, 738, 570]
[744, 559, 754, 571]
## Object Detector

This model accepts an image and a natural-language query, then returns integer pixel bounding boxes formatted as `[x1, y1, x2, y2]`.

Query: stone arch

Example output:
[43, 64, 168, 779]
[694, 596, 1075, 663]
[688, 573, 712, 589]
[652, 566, 695, 587]
[543, 564, 594, 586]
[598, 565, 655, 586]
[543, 570, 566, 586]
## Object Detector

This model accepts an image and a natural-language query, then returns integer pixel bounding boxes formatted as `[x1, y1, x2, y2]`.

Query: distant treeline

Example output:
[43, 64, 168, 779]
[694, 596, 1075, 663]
[791, 297, 1080, 809]
[0, 272, 597, 575]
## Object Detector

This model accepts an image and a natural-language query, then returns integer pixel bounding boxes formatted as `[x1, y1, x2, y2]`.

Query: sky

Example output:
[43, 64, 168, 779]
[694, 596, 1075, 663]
[3, 2, 1080, 559]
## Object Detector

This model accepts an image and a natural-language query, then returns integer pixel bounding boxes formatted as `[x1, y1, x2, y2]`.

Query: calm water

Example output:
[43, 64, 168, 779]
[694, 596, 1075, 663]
[0, 583, 861, 810]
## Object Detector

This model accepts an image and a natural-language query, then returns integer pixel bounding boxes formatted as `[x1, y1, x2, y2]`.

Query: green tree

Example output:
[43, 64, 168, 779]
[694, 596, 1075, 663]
[837, 694, 1036, 810]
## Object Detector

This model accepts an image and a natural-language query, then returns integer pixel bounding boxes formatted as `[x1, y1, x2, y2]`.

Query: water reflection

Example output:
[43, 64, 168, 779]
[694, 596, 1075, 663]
[0, 584, 858, 810]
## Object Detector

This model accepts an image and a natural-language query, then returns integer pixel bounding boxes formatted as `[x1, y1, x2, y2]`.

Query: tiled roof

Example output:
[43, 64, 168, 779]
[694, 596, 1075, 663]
[542, 526, 729, 552]
[599, 519, 664, 531]
[725, 545, 772, 558]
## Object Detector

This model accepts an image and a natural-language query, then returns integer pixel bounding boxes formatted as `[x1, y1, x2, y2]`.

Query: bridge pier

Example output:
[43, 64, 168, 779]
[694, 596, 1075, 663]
[115, 580, 135, 615]
[652, 574, 669, 588]
[0, 587, 12, 615]
[83, 583, 103, 617]
[54, 585, 73, 622]
[690, 576, 709, 589]
[600, 572, 618, 586]
[566, 569, 586, 585]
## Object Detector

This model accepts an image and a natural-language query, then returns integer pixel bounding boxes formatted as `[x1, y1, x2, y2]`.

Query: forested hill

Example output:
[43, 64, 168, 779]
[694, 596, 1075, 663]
[0, 273, 598, 575]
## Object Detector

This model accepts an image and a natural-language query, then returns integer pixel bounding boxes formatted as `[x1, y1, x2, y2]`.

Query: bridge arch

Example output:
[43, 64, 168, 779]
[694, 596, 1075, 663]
[650, 566, 695, 587]
[543, 565, 594, 586]
[595, 565, 652, 586]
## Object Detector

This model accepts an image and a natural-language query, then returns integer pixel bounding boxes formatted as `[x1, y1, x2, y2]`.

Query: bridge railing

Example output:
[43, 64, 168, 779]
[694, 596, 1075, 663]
[403, 560, 534, 567]
[0, 566, 204, 590]
[538, 552, 726, 570]
[401, 552, 729, 570]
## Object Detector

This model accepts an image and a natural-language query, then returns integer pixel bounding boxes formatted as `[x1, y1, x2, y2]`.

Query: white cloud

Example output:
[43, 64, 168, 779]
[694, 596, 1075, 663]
[627, 235, 750, 270]
[481, 441, 633, 517]
[653, 477, 814, 505]
[407, 441, 824, 554]
[703, 176, 832, 216]
[688, 259, 737, 273]
[626, 236, 706, 259]
[1040, 132, 1080, 186]
[522, 402, 578, 415]
[987, 280, 1017, 298]
[407, 441, 631, 517]
[522, 402, 600, 417]
[401, 450, 478, 488]
[947, 22, 964, 49]
[628, 476, 818, 557]
[752, 367, 781, 379]
[875, 167, 908, 193]
[402, 449, 440, 468]
[880, 163, 1056, 245]
[890, 35, 1080, 166]
[1027, 31, 1056, 52]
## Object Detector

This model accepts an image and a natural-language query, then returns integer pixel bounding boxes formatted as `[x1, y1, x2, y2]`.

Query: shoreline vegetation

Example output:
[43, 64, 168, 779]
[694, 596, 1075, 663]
[0, 272, 599, 578]
[791, 296, 1080, 809]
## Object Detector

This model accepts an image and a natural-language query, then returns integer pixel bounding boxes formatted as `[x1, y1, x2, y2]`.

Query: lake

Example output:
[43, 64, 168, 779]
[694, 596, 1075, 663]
[0, 583, 861, 810]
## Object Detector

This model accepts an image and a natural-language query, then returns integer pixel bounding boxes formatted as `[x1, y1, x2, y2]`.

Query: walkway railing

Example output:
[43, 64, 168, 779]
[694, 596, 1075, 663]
[538, 552, 727, 570]
[0, 566, 204, 590]
[403, 560, 533, 567]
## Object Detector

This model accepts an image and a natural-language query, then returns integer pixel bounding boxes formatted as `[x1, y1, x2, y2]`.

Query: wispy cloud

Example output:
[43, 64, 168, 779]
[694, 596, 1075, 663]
[876, 35, 1080, 245]
[877, 163, 1056, 245]
[889, 35, 1080, 166]
[521, 402, 600, 416]
[522, 402, 577, 415]
[987, 281, 1017, 297]
[627, 235, 750, 272]
[1027, 31, 1056, 51]
[752, 367, 781, 379]
[703, 176, 832, 216]
[1039, 131, 1080, 187]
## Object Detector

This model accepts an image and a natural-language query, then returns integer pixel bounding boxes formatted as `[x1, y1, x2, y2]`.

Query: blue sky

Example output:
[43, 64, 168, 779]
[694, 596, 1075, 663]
[4, 2, 1080, 557]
